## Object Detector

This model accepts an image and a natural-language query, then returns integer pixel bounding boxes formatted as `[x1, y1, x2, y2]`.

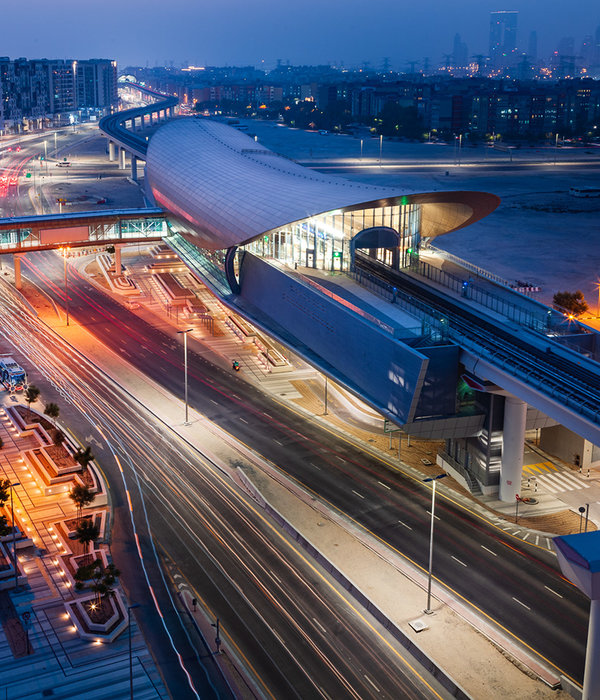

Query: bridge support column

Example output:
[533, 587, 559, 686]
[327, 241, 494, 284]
[131, 156, 138, 182]
[113, 244, 123, 274]
[119, 147, 126, 170]
[108, 140, 116, 161]
[499, 396, 527, 502]
[13, 254, 23, 290]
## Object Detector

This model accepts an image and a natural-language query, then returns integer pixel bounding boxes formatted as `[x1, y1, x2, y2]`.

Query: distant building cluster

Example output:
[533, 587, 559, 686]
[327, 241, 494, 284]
[446, 12, 600, 80]
[126, 62, 600, 142]
[0, 58, 118, 132]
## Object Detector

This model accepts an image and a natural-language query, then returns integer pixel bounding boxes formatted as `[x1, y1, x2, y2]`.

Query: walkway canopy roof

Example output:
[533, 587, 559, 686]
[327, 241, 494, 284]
[145, 118, 499, 250]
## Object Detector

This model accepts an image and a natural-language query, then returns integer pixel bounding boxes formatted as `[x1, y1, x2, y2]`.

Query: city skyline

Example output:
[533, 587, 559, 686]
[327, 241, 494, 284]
[4, 0, 599, 69]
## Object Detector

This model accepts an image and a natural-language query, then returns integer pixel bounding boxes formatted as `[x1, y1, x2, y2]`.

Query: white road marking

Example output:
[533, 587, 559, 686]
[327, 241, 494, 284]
[335, 455, 345, 463]
[512, 597, 531, 610]
[263, 412, 272, 418]
[310, 463, 321, 470]
[272, 630, 286, 647]
[312, 617, 327, 634]
[535, 536, 540, 546]
[398, 520, 412, 530]
[210, 399, 218, 405]
[239, 417, 248, 424]
[364, 675, 380, 693]
[425, 510, 440, 521]
[451, 555, 467, 567]
[274, 439, 283, 445]
[544, 585, 563, 599]
[522, 533, 530, 541]
[378, 481, 391, 490]
[271, 573, 282, 584]
[352, 490, 365, 499]
[481, 545, 497, 557]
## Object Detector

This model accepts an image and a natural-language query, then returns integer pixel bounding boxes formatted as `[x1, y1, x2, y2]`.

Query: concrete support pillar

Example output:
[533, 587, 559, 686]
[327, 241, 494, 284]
[119, 147, 126, 170]
[137, 116, 143, 132]
[114, 244, 122, 274]
[131, 155, 138, 182]
[13, 254, 22, 290]
[499, 396, 527, 502]
[108, 140, 116, 161]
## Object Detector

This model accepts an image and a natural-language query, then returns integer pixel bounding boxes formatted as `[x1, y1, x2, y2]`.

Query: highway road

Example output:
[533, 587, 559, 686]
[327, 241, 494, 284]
[15, 248, 592, 687]
[0, 269, 445, 698]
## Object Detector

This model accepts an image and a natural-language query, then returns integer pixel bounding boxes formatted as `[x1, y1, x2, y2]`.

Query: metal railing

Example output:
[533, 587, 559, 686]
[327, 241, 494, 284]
[407, 254, 549, 332]
[348, 267, 449, 342]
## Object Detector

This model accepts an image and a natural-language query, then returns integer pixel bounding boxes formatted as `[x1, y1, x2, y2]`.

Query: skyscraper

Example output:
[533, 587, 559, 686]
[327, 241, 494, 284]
[489, 11, 518, 69]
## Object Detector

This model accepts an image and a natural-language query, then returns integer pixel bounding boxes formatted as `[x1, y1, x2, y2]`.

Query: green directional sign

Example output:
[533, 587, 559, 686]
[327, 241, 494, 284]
[25, 173, 31, 178]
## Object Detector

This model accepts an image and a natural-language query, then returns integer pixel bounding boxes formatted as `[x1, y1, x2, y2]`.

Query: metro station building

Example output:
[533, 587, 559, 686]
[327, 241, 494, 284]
[143, 118, 598, 500]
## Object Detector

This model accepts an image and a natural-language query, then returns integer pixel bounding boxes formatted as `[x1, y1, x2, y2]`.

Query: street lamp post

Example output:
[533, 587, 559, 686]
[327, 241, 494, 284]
[360, 138, 363, 161]
[177, 329, 193, 424]
[379, 134, 383, 165]
[128, 603, 141, 700]
[423, 474, 447, 614]
[10, 481, 21, 590]
[44, 140, 48, 174]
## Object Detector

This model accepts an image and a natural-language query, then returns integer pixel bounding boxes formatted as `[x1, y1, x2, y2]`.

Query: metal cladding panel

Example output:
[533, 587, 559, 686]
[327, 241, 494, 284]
[145, 118, 499, 251]
[238, 254, 428, 423]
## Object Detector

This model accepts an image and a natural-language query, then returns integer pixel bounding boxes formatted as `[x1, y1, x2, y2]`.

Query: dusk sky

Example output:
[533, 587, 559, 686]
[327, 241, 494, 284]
[4, 0, 599, 69]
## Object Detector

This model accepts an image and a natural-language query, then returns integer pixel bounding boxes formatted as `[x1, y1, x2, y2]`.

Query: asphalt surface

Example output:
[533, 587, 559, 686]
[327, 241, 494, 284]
[16, 249, 591, 687]
[0, 265, 444, 699]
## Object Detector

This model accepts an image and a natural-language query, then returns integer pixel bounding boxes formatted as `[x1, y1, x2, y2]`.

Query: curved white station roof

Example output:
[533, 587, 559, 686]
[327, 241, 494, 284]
[145, 118, 499, 250]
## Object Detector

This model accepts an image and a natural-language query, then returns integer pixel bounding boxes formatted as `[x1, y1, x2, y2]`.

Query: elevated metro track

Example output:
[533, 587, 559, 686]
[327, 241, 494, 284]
[354, 251, 600, 443]
[99, 83, 178, 160]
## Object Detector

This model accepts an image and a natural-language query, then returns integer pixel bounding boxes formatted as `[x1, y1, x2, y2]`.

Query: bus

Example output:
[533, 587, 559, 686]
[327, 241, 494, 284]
[569, 186, 600, 198]
[0, 356, 27, 392]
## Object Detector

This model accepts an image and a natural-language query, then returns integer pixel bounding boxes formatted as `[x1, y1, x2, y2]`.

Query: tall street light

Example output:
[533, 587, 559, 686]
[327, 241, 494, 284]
[379, 134, 383, 165]
[177, 328, 193, 425]
[59, 247, 70, 326]
[128, 603, 141, 699]
[9, 481, 21, 590]
[44, 140, 48, 175]
[423, 473, 447, 614]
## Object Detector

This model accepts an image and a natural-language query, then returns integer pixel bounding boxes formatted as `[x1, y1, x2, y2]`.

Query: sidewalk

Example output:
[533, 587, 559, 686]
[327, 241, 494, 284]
[9, 255, 577, 698]
[0, 395, 167, 699]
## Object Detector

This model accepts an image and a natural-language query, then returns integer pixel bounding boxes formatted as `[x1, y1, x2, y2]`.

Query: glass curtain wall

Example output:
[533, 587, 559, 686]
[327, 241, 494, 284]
[243, 203, 421, 272]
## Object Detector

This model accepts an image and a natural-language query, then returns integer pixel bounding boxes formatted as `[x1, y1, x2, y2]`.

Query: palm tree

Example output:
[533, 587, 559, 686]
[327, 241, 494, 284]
[74, 445, 95, 471]
[44, 402, 60, 426]
[76, 518, 100, 554]
[0, 479, 10, 508]
[69, 484, 96, 521]
[25, 384, 40, 421]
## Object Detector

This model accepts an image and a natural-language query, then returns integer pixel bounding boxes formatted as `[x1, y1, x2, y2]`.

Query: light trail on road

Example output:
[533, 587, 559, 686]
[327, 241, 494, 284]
[0, 278, 443, 699]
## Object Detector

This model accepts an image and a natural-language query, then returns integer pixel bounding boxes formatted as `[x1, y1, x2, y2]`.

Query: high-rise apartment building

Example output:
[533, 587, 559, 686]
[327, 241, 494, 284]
[489, 11, 518, 69]
[0, 57, 117, 131]
[76, 59, 118, 110]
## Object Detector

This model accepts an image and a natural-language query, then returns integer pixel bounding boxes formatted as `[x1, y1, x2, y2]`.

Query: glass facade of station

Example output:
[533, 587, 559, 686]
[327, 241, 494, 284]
[242, 202, 421, 272]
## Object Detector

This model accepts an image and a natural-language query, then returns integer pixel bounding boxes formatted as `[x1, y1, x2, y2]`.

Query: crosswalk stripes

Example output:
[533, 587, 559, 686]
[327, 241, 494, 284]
[522, 460, 556, 475]
[532, 470, 590, 493]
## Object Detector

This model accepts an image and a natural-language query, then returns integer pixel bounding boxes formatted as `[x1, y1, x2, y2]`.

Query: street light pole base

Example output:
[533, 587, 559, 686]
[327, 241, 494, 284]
[423, 609, 434, 615]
